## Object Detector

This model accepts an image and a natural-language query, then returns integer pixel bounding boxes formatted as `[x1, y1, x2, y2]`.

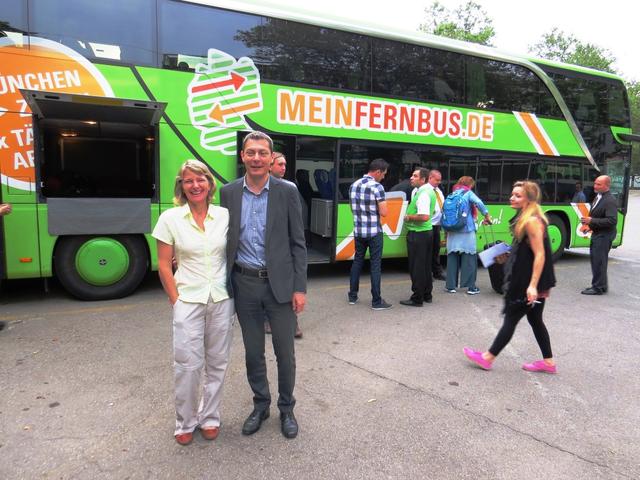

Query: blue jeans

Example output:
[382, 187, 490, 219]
[349, 233, 383, 306]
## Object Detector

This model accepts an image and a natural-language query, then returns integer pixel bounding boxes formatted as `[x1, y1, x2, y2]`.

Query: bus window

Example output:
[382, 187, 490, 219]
[448, 157, 478, 193]
[373, 38, 464, 104]
[159, 0, 261, 71]
[29, 0, 156, 65]
[607, 83, 630, 127]
[476, 160, 502, 201]
[528, 161, 556, 203]
[502, 161, 530, 201]
[0, 0, 27, 34]
[553, 161, 584, 202]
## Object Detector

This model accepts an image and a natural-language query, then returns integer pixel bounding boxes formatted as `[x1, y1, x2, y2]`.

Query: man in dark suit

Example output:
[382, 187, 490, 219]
[264, 152, 303, 339]
[220, 131, 307, 439]
[580, 175, 617, 295]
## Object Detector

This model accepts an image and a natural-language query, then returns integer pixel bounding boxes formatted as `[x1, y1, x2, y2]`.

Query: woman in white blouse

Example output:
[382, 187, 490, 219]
[152, 160, 234, 446]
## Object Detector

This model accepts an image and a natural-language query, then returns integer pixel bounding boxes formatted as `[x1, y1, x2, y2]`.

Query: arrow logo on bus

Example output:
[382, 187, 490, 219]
[208, 101, 261, 124]
[186, 48, 263, 155]
[190, 71, 246, 94]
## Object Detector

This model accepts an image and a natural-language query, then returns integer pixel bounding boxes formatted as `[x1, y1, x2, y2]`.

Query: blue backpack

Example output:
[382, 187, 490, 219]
[441, 190, 470, 232]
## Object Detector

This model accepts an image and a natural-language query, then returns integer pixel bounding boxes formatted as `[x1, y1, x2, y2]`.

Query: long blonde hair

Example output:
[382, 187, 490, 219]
[512, 180, 548, 241]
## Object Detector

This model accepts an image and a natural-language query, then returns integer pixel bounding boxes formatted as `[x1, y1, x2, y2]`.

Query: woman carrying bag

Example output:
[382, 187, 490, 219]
[463, 180, 557, 373]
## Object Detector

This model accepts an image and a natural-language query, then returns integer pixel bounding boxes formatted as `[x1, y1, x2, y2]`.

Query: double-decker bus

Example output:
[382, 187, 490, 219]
[0, 0, 635, 300]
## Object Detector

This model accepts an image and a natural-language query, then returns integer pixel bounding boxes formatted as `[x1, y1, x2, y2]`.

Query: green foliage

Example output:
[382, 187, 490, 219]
[529, 28, 616, 73]
[419, 1, 495, 46]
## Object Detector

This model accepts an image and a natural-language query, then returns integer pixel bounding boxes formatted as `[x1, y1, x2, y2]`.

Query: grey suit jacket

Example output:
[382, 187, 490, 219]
[220, 176, 307, 303]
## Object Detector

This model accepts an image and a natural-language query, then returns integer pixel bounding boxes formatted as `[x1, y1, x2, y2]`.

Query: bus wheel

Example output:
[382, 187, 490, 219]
[547, 214, 567, 262]
[55, 235, 148, 300]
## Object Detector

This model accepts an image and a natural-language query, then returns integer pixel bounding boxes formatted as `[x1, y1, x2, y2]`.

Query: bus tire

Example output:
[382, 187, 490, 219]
[546, 214, 567, 263]
[54, 235, 148, 301]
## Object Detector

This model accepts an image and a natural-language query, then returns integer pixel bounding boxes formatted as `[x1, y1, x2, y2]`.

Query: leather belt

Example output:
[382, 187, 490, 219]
[234, 264, 268, 279]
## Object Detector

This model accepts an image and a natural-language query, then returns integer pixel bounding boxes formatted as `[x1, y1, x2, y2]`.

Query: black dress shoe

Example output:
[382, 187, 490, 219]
[280, 411, 298, 438]
[433, 274, 446, 281]
[399, 299, 423, 307]
[581, 287, 603, 295]
[424, 296, 433, 304]
[242, 409, 269, 435]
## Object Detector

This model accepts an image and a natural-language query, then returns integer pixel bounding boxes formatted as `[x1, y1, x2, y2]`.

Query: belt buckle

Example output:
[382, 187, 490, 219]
[258, 269, 268, 279]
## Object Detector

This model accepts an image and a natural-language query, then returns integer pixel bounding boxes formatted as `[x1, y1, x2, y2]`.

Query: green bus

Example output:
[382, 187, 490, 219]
[0, 0, 635, 300]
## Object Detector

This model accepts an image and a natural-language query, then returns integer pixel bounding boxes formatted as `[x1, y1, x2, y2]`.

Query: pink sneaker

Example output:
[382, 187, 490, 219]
[463, 347, 493, 370]
[522, 360, 557, 374]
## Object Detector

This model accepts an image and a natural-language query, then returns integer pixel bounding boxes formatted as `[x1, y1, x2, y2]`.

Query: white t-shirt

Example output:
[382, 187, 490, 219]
[425, 184, 444, 225]
[411, 184, 431, 215]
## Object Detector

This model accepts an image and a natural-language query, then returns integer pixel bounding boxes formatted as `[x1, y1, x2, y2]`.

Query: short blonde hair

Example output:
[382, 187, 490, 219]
[173, 160, 216, 206]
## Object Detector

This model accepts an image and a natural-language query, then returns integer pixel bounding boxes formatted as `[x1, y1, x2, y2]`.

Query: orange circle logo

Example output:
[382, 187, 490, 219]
[0, 36, 113, 191]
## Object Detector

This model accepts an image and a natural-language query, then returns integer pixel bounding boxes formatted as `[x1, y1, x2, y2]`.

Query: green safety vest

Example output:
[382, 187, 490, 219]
[406, 185, 436, 232]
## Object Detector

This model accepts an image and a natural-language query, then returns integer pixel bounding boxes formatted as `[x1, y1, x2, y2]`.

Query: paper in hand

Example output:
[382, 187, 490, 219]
[479, 242, 511, 268]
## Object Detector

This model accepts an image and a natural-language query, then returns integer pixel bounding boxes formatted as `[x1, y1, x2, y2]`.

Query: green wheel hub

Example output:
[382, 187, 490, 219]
[547, 224, 563, 254]
[75, 237, 130, 286]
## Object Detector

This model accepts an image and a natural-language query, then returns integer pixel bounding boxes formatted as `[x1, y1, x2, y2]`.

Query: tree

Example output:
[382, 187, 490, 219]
[529, 28, 617, 73]
[419, 1, 495, 46]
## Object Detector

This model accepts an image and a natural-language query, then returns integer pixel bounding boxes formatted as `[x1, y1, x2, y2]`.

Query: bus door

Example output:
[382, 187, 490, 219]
[20, 89, 166, 300]
[296, 137, 337, 263]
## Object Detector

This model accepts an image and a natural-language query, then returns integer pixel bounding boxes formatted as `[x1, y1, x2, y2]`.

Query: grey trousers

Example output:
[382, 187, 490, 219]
[232, 271, 297, 413]
[172, 297, 234, 435]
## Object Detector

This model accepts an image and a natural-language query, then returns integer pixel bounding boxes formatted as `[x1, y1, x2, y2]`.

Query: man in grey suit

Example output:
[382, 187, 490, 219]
[220, 131, 307, 439]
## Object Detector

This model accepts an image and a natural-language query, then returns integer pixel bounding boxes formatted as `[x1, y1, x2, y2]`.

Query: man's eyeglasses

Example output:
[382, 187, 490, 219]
[244, 149, 271, 159]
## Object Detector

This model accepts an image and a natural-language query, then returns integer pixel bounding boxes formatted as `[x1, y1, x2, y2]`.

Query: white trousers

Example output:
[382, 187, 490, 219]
[172, 297, 234, 435]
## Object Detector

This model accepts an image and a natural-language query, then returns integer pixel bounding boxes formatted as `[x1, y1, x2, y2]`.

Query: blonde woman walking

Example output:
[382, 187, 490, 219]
[464, 181, 557, 373]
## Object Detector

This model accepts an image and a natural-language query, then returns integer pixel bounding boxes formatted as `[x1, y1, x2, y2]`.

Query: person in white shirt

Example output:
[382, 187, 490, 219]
[425, 170, 446, 281]
[152, 160, 234, 446]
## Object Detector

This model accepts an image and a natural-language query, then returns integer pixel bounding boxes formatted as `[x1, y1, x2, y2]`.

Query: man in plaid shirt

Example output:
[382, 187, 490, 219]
[348, 159, 392, 310]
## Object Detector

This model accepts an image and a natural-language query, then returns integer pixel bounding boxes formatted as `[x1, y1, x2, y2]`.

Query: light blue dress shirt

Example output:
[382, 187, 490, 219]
[236, 176, 269, 269]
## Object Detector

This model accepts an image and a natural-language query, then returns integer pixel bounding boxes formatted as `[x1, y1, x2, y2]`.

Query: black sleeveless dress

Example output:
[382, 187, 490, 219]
[502, 215, 556, 313]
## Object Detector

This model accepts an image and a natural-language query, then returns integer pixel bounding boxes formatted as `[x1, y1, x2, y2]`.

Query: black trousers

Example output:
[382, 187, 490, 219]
[590, 232, 614, 292]
[431, 225, 444, 276]
[232, 271, 297, 413]
[489, 299, 552, 358]
[407, 230, 433, 303]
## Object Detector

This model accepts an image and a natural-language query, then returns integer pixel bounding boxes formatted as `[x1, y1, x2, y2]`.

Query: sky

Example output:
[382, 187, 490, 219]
[265, 0, 638, 81]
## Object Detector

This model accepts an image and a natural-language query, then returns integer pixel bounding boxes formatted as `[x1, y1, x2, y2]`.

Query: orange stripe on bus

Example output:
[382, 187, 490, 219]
[575, 202, 591, 233]
[335, 238, 355, 261]
[519, 112, 554, 156]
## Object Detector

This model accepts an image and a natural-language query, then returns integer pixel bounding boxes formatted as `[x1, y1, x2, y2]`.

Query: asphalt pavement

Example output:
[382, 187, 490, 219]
[1, 191, 639, 480]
